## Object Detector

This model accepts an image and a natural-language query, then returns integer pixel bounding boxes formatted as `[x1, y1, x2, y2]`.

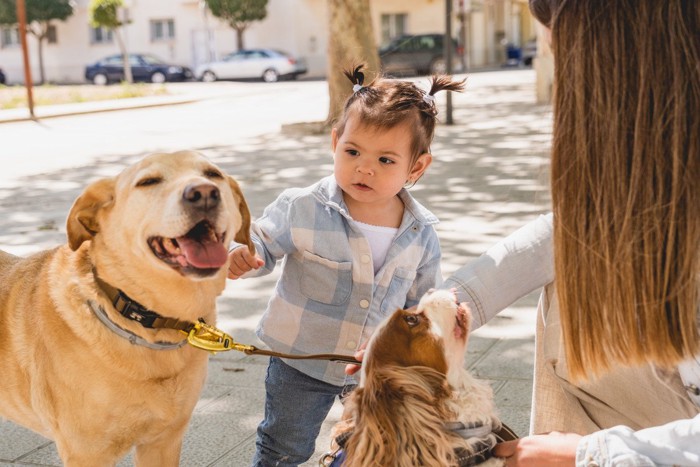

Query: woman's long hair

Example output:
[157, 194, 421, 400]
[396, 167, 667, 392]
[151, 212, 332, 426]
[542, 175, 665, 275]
[547, 0, 700, 380]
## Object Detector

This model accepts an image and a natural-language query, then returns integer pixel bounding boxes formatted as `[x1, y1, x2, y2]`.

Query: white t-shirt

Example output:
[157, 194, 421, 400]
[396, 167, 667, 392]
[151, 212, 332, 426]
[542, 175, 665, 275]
[354, 220, 398, 275]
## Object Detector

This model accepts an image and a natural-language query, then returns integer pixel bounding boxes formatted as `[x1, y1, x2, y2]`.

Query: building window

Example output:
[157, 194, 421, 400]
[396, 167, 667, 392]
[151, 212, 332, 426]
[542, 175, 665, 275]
[150, 19, 175, 41]
[381, 13, 407, 44]
[1, 26, 20, 48]
[47, 24, 57, 44]
[90, 26, 113, 44]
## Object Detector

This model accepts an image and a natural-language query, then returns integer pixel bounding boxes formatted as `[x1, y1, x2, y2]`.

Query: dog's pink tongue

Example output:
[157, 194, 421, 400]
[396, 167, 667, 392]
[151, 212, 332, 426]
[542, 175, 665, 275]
[176, 237, 228, 269]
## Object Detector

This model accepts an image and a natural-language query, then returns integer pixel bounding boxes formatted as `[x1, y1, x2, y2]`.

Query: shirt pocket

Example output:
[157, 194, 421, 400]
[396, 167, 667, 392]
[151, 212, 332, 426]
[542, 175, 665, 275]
[300, 250, 352, 305]
[380, 267, 417, 315]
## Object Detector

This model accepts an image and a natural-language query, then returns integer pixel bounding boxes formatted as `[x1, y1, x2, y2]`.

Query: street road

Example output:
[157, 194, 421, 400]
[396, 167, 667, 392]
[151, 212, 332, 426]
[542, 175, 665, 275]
[0, 79, 329, 183]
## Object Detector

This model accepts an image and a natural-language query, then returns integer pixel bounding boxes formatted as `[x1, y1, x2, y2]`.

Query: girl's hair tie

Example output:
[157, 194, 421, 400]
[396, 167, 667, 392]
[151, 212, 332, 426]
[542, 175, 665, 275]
[353, 84, 363, 93]
[423, 94, 435, 105]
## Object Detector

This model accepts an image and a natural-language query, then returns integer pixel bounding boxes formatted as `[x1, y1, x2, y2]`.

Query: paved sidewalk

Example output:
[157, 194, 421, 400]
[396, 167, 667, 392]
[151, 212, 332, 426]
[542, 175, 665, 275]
[0, 70, 553, 466]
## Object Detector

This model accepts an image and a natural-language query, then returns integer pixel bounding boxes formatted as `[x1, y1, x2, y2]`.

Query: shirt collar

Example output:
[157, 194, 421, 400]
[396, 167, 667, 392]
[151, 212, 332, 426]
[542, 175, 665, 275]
[313, 175, 438, 226]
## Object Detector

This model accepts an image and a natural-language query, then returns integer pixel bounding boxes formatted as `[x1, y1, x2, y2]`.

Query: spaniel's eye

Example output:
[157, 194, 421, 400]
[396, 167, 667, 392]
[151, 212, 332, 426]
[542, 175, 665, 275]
[204, 169, 223, 179]
[136, 177, 162, 187]
[404, 314, 420, 327]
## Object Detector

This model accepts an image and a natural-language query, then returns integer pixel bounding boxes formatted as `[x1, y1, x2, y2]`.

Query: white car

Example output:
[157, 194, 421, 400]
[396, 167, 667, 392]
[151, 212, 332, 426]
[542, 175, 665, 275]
[195, 48, 307, 83]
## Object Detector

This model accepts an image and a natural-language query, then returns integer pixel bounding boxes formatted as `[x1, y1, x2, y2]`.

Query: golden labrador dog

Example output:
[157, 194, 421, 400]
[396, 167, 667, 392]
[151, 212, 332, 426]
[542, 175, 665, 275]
[0, 151, 252, 467]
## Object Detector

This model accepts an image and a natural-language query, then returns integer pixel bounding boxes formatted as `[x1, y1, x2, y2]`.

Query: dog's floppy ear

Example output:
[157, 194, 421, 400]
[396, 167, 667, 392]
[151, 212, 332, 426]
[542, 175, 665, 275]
[66, 178, 115, 251]
[227, 176, 254, 254]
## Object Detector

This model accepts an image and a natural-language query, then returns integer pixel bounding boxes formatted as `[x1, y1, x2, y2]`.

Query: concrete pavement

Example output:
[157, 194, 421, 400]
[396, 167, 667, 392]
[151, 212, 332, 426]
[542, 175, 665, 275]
[0, 69, 553, 466]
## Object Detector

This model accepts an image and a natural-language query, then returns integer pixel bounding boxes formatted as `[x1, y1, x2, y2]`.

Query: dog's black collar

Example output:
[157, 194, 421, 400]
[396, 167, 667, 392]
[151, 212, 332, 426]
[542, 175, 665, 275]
[94, 274, 197, 333]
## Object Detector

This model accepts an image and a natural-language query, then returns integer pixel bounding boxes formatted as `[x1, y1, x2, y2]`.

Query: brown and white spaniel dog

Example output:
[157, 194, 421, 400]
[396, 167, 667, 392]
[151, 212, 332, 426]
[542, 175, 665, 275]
[328, 289, 505, 467]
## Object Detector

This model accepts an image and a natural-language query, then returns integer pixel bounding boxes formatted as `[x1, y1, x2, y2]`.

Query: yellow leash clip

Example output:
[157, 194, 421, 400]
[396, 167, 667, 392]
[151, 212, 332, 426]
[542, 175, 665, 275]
[183, 321, 254, 355]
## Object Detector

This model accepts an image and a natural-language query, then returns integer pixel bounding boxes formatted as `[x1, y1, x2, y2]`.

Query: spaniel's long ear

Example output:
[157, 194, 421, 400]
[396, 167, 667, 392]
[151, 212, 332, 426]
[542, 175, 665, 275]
[344, 379, 400, 465]
[349, 367, 454, 467]
[66, 178, 115, 251]
[227, 176, 254, 254]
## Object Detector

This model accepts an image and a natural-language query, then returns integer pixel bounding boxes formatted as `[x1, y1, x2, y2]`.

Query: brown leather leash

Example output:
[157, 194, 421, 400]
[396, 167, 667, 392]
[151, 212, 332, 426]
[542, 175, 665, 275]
[240, 346, 360, 364]
[494, 423, 519, 442]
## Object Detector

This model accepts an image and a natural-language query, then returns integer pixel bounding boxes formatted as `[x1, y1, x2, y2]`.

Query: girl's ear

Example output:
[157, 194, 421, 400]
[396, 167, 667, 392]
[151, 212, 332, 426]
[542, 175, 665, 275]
[331, 127, 339, 152]
[408, 153, 433, 182]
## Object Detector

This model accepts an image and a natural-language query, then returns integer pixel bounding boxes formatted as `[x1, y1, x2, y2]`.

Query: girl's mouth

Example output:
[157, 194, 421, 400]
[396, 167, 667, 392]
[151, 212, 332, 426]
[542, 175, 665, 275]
[353, 183, 372, 191]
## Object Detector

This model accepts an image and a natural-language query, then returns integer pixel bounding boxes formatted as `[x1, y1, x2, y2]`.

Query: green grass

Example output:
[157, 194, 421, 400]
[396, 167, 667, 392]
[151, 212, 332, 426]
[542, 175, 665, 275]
[0, 82, 169, 110]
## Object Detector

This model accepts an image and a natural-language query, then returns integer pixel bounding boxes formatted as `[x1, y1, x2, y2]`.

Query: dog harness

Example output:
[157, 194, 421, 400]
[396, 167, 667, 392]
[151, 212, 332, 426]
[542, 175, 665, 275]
[320, 421, 518, 466]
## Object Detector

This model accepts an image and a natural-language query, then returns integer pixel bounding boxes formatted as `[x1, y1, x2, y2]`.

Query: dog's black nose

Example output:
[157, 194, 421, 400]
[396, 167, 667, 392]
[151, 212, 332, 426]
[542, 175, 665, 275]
[183, 183, 220, 211]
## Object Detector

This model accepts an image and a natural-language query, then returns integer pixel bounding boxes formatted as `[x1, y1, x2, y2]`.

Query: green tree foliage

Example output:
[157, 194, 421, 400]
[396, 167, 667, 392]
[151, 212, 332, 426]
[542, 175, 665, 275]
[204, 0, 268, 50]
[0, 0, 72, 25]
[0, 0, 74, 84]
[88, 0, 132, 83]
[88, 0, 122, 28]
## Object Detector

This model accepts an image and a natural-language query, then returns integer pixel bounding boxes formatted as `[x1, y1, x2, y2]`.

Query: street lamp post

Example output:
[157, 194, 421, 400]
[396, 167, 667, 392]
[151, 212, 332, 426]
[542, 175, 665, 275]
[445, 0, 454, 124]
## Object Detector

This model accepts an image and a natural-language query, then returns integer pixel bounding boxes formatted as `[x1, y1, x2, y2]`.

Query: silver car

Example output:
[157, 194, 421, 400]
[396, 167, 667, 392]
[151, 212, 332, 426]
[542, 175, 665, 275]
[195, 48, 307, 83]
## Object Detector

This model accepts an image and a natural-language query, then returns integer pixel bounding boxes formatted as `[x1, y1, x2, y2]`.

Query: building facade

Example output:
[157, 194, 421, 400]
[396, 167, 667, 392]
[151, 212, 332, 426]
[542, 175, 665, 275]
[0, 0, 536, 85]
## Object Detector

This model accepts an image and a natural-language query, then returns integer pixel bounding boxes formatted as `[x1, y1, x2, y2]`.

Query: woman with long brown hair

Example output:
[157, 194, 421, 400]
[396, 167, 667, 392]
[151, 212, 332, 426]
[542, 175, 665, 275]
[441, 0, 700, 464]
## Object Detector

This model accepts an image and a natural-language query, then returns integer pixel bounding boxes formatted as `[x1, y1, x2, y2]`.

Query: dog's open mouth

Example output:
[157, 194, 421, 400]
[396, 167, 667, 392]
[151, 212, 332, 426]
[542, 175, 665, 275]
[148, 220, 227, 276]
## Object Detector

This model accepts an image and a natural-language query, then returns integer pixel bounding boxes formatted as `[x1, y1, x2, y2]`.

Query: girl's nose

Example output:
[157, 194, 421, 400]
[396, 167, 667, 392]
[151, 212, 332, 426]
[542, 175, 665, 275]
[356, 162, 374, 176]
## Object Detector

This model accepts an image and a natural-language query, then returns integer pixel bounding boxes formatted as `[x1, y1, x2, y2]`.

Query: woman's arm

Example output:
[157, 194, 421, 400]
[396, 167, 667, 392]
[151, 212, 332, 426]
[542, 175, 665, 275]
[442, 213, 555, 329]
[495, 414, 700, 466]
[576, 414, 700, 466]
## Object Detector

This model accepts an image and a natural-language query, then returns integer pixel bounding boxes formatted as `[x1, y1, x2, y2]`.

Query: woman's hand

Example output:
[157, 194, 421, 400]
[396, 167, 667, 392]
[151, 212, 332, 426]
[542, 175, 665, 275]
[493, 432, 581, 466]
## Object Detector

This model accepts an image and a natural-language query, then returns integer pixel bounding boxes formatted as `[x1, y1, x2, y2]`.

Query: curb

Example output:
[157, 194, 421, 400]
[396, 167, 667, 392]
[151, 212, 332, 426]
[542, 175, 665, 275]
[0, 96, 199, 124]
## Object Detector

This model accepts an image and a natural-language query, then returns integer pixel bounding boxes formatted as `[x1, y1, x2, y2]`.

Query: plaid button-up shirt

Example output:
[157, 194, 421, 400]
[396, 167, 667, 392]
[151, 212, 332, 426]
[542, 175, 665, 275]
[241, 175, 442, 386]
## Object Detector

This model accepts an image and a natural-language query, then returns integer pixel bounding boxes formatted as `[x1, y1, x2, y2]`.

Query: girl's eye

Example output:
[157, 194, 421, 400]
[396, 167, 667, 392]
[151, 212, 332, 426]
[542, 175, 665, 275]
[346, 149, 359, 157]
[379, 156, 395, 165]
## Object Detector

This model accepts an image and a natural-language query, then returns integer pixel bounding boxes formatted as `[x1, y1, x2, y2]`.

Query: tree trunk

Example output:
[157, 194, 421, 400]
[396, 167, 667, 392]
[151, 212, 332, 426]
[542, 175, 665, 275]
[326, 0, 380, 126]
[28, 24, 46, 84]
[114, 28, 133, 84]
[36, 34, 45, 84]
[236, 27, 245, 51]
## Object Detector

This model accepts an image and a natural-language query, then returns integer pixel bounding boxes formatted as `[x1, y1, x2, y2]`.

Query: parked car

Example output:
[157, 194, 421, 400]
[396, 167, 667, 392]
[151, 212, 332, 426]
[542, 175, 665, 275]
[195, 49, 307, 83]
[85, 53, 193, 85]
[379, 34, 463, 76]
[522, 39, 537, 66]
[0, 66, 5, 85]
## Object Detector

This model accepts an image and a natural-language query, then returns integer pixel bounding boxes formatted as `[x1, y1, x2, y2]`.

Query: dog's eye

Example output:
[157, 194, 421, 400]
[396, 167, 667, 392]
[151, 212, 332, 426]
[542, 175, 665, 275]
[404, 314, 420, 327]
[204, 169, 223, 179]
[136, 177, 162, 187]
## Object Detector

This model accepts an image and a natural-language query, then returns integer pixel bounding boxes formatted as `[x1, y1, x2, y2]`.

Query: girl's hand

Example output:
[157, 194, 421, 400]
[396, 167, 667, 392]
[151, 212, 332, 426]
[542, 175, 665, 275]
[227, 246, 264, 279]
[493, 432, 581, 467]
[344, 347, 365, 375]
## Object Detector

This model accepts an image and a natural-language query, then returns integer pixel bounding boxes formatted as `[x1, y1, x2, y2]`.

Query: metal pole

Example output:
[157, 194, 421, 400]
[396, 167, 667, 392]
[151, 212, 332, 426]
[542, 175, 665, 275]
[445, 0, 454, 124]
[16, 0, 34, 119]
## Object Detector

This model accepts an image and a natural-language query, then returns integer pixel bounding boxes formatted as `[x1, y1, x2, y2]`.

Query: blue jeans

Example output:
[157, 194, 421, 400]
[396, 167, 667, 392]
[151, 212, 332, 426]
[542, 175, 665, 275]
[251, 357, 354, 467]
